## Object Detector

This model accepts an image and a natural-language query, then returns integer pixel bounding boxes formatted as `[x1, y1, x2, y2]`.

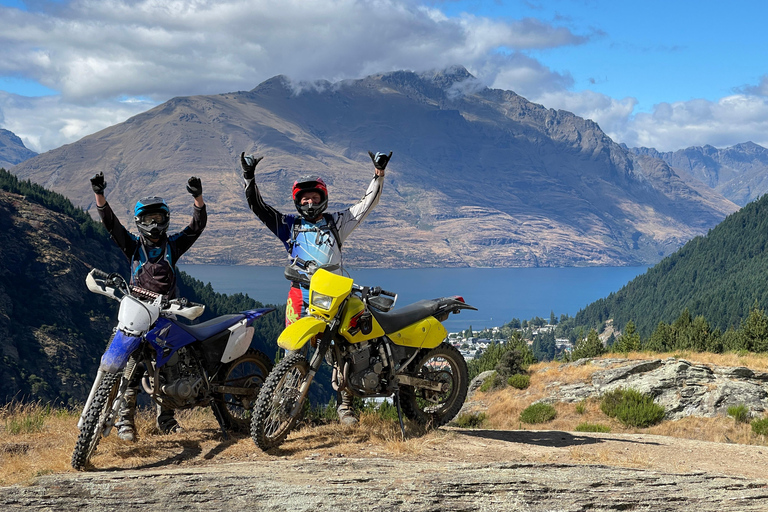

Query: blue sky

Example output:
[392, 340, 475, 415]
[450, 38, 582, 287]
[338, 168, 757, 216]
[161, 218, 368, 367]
[1, 0, 767, 153]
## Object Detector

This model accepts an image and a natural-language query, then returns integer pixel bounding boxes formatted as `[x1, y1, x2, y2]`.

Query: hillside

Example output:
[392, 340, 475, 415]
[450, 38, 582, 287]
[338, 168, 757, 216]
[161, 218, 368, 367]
[0, 129, 36, 169]
[629, 142, 768, 206]
[574, 192, 768, 337]
[0, 169, 283, 405]
[10, 67, 737, 268]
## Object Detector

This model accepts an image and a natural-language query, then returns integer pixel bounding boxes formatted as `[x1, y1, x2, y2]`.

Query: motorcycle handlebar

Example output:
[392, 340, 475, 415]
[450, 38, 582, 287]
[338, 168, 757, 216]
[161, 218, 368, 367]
[91, 268, 110, 280]
[128, 285, 202, 309]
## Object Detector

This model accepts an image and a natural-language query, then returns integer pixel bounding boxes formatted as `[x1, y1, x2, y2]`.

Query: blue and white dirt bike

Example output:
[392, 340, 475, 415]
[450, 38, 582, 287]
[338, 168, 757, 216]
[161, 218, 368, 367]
[71, 268, 274, 470]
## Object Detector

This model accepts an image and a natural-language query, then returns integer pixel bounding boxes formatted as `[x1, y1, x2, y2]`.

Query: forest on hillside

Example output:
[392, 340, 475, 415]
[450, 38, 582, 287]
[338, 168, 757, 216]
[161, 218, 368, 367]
[574, 193, 768, 338]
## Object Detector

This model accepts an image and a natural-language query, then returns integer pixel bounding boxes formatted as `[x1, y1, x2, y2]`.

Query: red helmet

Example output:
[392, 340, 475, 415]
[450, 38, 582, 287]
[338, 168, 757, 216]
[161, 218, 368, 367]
[292, 176, 328, 220]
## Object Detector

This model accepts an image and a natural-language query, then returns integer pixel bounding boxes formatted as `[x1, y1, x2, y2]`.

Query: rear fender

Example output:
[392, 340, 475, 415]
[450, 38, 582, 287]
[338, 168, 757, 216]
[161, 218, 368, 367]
[221, 320, 254, 363]
[278, 317, 327, 352]
[99, 331, 141, 373]
[388, 317, 447, 350]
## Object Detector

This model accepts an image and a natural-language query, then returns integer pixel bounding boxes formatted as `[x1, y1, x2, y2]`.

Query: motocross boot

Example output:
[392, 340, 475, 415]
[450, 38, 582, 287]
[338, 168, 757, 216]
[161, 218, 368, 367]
[337, 390, 359, 425]
[116, 383, 138, 442]
[156, 405, 183, 434]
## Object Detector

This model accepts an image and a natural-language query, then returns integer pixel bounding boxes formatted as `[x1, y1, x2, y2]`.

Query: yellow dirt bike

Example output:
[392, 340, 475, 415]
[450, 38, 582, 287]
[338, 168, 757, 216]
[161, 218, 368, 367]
[250, 259, 476, 450]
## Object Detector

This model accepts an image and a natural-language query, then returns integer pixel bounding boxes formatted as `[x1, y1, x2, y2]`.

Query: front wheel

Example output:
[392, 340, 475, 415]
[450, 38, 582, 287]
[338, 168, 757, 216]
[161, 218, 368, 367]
[71, 371, 120, 470]
[215, 349, 273, 432]
[250, 352, 310, 451]
[399, 342, 468, 428]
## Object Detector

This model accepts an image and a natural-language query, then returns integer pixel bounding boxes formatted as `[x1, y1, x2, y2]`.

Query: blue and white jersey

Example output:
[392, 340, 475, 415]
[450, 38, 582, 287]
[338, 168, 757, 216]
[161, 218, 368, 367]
[244, 174, 384, 272]
[290, 216, 341, 267]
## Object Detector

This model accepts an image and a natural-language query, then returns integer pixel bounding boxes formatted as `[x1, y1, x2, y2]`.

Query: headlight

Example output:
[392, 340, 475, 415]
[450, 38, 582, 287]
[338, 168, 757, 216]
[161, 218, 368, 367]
[311, 292, 333, 310]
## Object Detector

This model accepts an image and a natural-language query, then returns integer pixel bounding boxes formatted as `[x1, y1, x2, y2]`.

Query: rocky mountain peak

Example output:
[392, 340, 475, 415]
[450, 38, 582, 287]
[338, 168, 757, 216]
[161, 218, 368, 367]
[0, 129, 37, 169]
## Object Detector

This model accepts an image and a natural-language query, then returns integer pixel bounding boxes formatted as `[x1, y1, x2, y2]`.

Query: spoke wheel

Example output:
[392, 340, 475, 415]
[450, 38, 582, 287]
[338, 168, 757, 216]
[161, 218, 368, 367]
[250, 352, 310, 451]
[215, 349, 273, 432]
[71, 372, 120, 471]
[399, 342, 468, 428]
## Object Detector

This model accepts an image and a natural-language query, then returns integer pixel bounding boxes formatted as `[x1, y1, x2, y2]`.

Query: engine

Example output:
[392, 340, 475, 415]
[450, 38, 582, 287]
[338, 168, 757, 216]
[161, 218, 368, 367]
[142, 347, 204, 409]
[344, 340, 388, 394]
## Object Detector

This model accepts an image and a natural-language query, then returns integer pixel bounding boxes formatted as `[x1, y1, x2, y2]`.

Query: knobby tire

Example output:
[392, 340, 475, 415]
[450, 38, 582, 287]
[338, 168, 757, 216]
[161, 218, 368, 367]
[215, 348, 273, 432]
[71, 371, 120, 471]
[250, 352, 310, 451]
[399, 342, 469, 428]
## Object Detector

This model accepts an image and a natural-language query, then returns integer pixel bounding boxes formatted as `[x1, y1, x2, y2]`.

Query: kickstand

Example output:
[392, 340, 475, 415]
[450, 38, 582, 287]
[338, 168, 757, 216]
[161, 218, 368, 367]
[393, 393, 406, 441]
[209, 401, 230, 441]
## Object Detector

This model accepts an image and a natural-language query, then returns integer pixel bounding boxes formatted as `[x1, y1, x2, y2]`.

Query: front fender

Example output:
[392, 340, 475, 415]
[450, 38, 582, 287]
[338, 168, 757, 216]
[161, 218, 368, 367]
[99, 331, 141, 373]
[278, 317, 327, 352]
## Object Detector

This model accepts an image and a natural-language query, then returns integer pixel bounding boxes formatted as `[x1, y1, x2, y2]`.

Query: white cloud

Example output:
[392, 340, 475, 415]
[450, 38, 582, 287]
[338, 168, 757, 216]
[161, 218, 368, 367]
[0, 92, 155, 153]
[2, 1, 767, 155]
[622, 95, 768, 151]
[528, 84, 768, 153]
[0, 0, 597, 151]
[0, 0, 592, 103]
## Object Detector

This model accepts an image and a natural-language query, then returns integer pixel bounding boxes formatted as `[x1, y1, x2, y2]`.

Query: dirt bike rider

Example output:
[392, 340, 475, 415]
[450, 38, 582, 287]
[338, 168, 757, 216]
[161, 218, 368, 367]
[90, 171, 207, 441]
[241, 148, 390, 425]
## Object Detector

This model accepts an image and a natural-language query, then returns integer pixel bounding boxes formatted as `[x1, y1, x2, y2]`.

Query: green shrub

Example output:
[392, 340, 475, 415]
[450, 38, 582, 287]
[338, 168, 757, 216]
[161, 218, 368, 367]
[507, 373, 530, 390]
[727, 404, 751, 423]
[575, 400, 587, 415]
[575, 422, 611, 433]
[478, 373, 497, 392]
[5, 410, 48, 435]
[520, 402, 557, 424]
[495, 349, 528, 378]
[751, 417, 768, 436]
[454, 412, 487, 429]
[600, 388, 665, 428]
[599, 388, 626, 417]
[479, 371, 508, 392]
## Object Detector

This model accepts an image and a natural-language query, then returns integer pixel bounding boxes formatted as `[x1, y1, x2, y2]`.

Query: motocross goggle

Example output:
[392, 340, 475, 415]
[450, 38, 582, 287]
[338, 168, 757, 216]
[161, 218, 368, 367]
[137, 212, 168, 226]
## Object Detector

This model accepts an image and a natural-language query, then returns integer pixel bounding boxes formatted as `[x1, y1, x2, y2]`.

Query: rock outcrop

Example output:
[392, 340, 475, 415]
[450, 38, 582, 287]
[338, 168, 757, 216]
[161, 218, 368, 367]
[537, 358, 768, 420]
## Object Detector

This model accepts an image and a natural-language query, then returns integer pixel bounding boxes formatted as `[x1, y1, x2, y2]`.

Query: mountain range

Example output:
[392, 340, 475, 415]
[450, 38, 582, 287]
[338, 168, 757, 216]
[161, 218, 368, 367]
[8, 67, 739, 268]
[0, 129, 37, 169]
[628, 142, 768, 207]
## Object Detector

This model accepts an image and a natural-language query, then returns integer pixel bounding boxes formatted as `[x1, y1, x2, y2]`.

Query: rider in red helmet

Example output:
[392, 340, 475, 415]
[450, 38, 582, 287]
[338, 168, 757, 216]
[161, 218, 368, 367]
[241, 148, 391, 424]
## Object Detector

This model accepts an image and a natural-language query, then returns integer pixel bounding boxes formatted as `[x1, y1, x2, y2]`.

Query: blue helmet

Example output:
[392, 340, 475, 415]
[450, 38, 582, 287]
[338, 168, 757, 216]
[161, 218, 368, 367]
[134, 196, 170, 239]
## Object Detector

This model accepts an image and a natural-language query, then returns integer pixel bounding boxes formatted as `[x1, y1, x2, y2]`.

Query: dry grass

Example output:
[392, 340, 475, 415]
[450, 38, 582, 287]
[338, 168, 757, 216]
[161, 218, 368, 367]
[4, 351, 768, 485]
[0, 403, 435, 486]
[474, 351, 768, 447]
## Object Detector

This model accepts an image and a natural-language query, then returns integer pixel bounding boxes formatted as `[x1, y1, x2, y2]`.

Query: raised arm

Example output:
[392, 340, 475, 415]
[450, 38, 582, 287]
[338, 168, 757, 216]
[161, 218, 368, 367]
[241, 151, 292, 244]
[332, 151, 391, 242]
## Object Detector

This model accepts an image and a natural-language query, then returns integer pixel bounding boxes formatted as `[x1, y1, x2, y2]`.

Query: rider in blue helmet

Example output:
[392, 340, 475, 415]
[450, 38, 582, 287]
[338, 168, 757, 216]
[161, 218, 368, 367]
[90, 172, 207, 441]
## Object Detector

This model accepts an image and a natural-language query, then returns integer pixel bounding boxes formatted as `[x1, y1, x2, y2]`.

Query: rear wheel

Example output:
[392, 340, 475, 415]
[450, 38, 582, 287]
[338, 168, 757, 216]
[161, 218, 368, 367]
[250, 352, 310, 450]
[215, 349, 273, 432]
[71, 372, 120, 471]
[399, 342, 468, 428]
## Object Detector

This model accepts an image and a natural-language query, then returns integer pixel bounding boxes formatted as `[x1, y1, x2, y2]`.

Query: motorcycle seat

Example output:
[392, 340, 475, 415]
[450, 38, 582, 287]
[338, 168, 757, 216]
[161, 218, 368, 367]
[174, 313, 246, 341]
[369, 299, 442, 333]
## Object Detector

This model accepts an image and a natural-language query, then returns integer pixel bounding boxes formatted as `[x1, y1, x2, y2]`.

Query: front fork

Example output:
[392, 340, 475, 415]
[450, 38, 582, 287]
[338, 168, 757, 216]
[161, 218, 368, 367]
[76, 354, 139, 434]
[291, 321, 336, 416]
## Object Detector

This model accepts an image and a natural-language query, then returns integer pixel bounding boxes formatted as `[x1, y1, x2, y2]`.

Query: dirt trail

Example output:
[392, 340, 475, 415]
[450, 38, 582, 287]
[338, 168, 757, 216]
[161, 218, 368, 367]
[2, 427, 768, 511]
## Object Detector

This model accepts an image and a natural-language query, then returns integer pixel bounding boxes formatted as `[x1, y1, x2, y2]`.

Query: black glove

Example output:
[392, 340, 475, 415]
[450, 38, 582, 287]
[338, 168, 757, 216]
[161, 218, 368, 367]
[368, 151, 393, 171]
[240, 151, 264, 180]
[186, 176, 202, 198]
[90, 172, 107, 194]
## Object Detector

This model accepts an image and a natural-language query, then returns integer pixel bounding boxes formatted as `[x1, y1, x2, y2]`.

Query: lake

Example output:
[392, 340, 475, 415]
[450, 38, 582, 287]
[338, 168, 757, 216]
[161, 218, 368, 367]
[178, 265, 648, 333]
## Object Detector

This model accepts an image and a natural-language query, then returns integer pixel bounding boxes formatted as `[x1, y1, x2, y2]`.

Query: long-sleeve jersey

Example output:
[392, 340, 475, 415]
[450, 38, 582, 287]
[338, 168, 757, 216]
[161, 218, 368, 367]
[97, 201, 207, 296]
[244, 175, 384, 269]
